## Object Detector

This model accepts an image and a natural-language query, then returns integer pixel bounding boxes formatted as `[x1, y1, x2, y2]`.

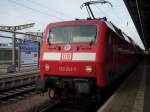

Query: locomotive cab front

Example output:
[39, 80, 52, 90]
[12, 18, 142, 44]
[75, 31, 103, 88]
[39, 20, 107, 99]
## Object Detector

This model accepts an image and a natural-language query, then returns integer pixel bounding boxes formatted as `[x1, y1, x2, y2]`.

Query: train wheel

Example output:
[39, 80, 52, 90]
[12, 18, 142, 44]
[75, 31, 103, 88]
[96, 89, 103, 102]
[48, 88, 55, 99]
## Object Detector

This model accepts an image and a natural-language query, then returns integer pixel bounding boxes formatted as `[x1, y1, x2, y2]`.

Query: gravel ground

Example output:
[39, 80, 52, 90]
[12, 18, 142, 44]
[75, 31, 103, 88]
[0, 92, 50, 112]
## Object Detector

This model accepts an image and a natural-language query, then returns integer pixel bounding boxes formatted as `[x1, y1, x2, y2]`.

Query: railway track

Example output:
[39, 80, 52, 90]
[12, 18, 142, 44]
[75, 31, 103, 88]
[0, 84, 35, 105]
[0, 71, 39, 105]
[40, 99, 100, 112]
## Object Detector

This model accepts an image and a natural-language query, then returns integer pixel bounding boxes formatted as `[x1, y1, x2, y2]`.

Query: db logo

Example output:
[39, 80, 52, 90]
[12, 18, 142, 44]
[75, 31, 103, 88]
[61, 53, 72, 60]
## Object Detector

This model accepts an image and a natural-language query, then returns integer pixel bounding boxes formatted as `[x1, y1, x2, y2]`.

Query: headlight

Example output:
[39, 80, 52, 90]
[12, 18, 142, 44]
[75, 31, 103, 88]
[85, 66, 93, 73]
[45, 64, 50, 71]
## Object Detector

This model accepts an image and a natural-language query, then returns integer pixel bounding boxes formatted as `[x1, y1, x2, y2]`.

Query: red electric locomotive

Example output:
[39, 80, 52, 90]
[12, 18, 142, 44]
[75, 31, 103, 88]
[38, 19, 139, 101]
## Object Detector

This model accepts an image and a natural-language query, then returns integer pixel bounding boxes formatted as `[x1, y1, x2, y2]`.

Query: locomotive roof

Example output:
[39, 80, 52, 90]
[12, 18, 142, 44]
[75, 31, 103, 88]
[104, 21, 123, 37]
[47, 19, 136, 46]
[104, 20, 133, 44]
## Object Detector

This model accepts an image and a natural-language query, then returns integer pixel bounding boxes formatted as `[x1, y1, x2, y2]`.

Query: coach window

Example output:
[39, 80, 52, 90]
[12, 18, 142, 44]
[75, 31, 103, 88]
[108, 32, 112, 45]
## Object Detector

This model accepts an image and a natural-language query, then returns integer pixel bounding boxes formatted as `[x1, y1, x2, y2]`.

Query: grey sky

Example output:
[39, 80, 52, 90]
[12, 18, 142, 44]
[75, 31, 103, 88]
[0, 0, 144, 49]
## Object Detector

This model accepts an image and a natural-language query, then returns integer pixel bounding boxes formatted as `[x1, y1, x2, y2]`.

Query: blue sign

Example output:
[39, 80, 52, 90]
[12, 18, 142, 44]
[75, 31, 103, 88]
[20, 41, 39, 67]
[20, 42, 38, 52]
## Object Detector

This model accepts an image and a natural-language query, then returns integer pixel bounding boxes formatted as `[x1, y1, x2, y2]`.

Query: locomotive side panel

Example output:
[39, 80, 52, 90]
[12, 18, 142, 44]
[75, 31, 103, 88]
[95, 22, 107, 88]
[104, 29, 138, 85]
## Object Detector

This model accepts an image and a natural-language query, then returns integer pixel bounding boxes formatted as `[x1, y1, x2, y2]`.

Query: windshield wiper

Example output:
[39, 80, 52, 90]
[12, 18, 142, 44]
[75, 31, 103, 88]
[47, 29, 51, 45]
[89, 36, 96, 46]
[47, 38, 51, 45]
[89, 40, 94, 46]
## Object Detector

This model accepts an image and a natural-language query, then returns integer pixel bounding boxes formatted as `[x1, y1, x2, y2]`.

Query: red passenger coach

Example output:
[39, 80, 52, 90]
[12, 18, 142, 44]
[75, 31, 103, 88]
[38, 19, 139, 101]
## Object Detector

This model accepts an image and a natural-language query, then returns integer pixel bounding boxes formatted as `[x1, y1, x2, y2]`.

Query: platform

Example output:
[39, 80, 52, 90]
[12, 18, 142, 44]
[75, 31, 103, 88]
[97, 61, 149, 112]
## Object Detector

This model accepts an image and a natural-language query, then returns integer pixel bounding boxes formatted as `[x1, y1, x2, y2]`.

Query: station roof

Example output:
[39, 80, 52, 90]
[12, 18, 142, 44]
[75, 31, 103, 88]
[123, 0, 150, 49]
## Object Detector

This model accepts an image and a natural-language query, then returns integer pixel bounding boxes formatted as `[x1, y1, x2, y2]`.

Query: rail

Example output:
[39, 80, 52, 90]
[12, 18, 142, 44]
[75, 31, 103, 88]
[0, 71, 39, 104]
[0, 71, 39, 91]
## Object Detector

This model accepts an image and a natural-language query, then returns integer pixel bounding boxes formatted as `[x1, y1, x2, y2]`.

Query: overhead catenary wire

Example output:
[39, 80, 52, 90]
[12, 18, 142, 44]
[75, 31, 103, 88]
[25, 0, 75, 19]
[94, 3, 124, 23]
[82, 0, 143, 48]
[7, 0, 64, 21]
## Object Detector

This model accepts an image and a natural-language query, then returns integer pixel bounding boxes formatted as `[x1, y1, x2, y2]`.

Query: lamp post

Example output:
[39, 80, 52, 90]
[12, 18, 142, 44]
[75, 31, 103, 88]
[12, 27, 16, 66]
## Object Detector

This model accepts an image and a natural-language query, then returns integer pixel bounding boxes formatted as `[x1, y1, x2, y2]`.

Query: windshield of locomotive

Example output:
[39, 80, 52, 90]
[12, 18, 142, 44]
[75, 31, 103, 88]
[47, 25, 97, 44]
